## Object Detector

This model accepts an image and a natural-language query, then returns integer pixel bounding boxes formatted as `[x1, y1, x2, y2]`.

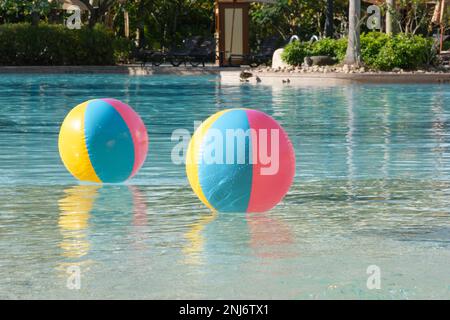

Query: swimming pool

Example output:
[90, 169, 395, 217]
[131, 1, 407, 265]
[0, 74, 449, 299]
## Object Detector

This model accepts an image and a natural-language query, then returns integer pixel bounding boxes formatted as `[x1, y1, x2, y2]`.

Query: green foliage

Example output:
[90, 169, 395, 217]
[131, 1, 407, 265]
[249, 0, 349, 42]
[309, 37, 347, 61]
[282, 38, 346, 66]
[362, 32, 436, 70]
[117, 0, 214, 49]
[113, 36, 133, 63]
[0, 1, 441, 67]
[281, 41, 311, 66]
[282, 32, 436, 70]
[444, 41, 450, 51]
[0, 0, 60, 23]
[360, 32, 390, 67]
[0, 23, 132, 65]
[394, 0, 433, 35]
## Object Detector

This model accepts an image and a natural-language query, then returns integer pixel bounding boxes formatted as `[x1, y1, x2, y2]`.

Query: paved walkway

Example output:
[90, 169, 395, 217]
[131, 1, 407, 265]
[221, 70, 450, 85]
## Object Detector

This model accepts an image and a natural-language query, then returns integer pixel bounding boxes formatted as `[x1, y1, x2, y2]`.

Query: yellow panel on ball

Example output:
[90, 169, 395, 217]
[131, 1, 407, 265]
[58, 101, 101, 183]
[186, 109, 230, 211]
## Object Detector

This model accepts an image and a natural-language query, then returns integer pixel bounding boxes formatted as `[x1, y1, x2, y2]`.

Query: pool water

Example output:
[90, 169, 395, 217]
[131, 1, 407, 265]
[0, 74, 449, 299]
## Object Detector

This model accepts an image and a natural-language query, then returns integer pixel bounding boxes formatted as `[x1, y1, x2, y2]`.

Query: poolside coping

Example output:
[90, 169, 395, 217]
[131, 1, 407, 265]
[1, 66, 450, 85]
[220, 70, 450, 86]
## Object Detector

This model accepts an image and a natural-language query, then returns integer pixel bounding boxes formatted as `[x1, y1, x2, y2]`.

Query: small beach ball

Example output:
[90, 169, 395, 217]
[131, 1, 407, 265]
[186, 109, 295, 213]
[59, 98, 148, 183]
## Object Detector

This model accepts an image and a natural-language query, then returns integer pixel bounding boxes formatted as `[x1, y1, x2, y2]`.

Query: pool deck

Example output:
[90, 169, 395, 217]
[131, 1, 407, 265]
[220, 70, 450, 86]
[1, 65, 450, 85]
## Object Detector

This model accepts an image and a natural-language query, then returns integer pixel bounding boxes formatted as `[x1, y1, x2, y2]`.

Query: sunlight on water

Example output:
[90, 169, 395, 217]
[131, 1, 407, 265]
[0, 75, 449, 299]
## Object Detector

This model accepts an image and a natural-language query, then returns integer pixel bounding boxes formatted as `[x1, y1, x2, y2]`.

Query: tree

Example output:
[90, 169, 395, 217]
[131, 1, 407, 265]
[324, 0, 334, 37]
[395, 0, 433, 35]
[136, 0, 148, 48]
[0, 0, 59, 24]
[344, 0, 361, 66]
[79, 0, 117, 28]
[249, 0, 348, 42]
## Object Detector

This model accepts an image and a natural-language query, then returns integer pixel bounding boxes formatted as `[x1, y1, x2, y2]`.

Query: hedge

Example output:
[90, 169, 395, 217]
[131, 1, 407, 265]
[282, 32, 437, 71]
[0, 23, 132, 66]
[281, 38, 347, 67]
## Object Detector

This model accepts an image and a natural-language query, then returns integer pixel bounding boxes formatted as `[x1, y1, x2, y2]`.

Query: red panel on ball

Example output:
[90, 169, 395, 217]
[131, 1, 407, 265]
[245, 110, 296, 212]
[102, 98, 149, 179]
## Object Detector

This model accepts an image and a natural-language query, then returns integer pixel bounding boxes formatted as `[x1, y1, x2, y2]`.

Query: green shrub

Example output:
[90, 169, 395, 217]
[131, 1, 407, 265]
[282, 32, 436, 70]
[368, 33, 436, 70]
[281, 41, 312, 66]
[360, 32, 390, 67]
[309, 37, 347, 62]
[282, 37, 347, 66]
[0, 23, 132, 65]
[113, 37, 134, 63]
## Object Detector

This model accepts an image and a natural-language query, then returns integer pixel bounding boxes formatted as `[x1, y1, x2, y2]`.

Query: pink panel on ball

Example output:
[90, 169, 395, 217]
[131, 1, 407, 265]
[102, 98, 149, 178]
[245, 110, 296, 212]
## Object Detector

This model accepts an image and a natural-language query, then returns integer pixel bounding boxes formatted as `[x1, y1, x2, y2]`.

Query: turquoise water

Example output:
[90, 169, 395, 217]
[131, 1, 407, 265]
[0, 74, 449, 299]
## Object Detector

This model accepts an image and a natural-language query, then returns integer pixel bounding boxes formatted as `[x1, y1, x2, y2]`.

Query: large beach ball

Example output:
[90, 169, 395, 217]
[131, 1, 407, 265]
[59, 98, 148, 183]
[186, 109, 295, 213]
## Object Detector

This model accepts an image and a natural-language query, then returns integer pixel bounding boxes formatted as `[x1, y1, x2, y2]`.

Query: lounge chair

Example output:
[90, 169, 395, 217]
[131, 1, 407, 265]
[166, 36, 204, 67]
[133, 47, 165, 67]
[189, 38, 216, 67]
[148, 50, 166, 66]
[228, 36, 280, 68]
[133, 48, 151, 67]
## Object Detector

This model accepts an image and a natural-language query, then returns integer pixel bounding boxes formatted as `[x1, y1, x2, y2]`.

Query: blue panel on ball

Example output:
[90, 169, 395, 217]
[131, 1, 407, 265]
[198, 109, 253, 212]
[84, 100, 135, 183]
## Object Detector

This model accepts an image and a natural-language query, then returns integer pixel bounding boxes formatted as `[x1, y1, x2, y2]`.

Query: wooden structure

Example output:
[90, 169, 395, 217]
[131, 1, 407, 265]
[215, 0, 249, 66]
[215, 0, 276, 66]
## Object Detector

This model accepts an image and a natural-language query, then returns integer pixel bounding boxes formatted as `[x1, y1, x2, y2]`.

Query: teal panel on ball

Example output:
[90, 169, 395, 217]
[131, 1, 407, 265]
[198, 109, 253, 212]
[84, 100, 135, 183]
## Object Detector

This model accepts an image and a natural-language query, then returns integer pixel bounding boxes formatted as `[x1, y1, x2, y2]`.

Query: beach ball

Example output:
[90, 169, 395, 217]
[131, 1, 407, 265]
[186, 109, 295, 213]
[59, 98, 148, 183]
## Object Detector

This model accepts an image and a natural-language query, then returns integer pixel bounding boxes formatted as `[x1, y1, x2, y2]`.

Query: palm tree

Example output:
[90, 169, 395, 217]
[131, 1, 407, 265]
[386, 0, 396, 34]
[136, 0, 147, 48]
[324, 0, 334, 38]
[344, 0, 361, 66]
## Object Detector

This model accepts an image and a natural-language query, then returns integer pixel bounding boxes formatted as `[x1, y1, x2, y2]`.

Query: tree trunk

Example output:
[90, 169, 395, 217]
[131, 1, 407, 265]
[324, 0, 334, 38]
[88, 8, 100, 28]
[386, 0, 396, 34]
[137, 0, 146, 48]
[124, 11, 130, 38]
[344, 0, 361, 66]
[78, 0, 97, 28]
